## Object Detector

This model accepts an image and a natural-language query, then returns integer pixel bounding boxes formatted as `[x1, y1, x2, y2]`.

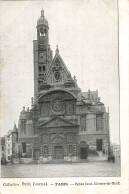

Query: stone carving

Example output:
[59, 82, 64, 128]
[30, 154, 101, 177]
[41, 91, 74, 102]
[38, 76, 46, 85]
[43, 134, 49, 143]
[41, 103, 49, 117]
[52, 60, 62, 82]
[78, 106, 88, 114]
[66, 102, 74, 115]
[52, 63, 62, 72]
[67, 133, 76, 143]
[54, 71, 61, 82]
[51, 98, 64, 113]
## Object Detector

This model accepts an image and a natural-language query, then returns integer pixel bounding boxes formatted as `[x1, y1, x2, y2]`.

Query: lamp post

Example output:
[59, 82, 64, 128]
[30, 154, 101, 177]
[108, 107, 111, 156]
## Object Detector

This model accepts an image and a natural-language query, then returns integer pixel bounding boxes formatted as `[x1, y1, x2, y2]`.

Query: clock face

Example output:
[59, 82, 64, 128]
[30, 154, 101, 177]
[39, 52, 46, 62]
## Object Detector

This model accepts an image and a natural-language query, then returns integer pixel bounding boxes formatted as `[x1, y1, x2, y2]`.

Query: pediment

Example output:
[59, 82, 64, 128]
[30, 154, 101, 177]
[46, 53, 74, 84]
[38, 116, 78, 128]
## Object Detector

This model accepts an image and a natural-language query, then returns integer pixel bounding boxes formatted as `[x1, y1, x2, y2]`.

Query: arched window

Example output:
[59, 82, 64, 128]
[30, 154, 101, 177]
[44, 28, 47, 36]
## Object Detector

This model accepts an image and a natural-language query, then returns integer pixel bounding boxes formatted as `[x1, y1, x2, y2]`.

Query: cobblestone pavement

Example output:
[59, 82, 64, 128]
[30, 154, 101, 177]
[1, 160, 120, 178]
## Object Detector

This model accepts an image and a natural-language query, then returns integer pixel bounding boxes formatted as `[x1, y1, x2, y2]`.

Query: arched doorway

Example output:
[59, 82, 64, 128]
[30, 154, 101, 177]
[96, 139, 103, 151]
[52, 136, 64, 160]
[79, 141, 89, 159]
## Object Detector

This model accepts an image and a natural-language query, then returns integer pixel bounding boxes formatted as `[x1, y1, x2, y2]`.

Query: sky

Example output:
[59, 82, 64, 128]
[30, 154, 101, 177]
[0, 0, 119, 144]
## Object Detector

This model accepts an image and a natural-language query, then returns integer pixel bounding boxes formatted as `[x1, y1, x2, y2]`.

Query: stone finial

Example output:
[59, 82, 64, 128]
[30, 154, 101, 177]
[108, 106, 109, 113]
[27, 107, 30, 112]
[98, 97, 101, 102]
[74, 75, 77, 81]
[88, 90, 91, 99]
[23, 106, 25, 111]
[56, 44, 59, 54]
[41, 8, 44, 17]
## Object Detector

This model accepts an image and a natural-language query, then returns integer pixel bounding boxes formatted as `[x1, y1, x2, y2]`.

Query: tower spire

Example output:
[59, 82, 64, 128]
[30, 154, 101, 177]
[41, 8, 44, 17]
[13, 121, 17, 132]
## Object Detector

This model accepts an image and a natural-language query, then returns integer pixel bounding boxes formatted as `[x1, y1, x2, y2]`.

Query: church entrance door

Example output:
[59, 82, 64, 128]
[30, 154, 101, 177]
[33, 149, 39, 160]
[96, 139, 103, 151]
[54, 146, 63, 159]
[80, 148, 87, 159]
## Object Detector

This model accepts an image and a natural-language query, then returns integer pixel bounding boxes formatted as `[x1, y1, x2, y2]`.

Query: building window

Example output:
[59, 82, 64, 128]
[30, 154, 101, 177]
[43, 66, 45, 71]
[66, 102, 74, 115]
[2, 146, 4, 151]
[22, 121, 26, 135]
[80, 115, 86, 131]
[39, 66, 41, 72]
[96, 114, 103, 131]
[22, 142, 26, 153]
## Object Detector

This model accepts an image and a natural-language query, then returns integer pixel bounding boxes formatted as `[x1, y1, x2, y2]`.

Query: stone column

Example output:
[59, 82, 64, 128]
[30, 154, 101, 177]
[48, 144, 52, 161]
[64, 133, 68, 161]
[72, 143, 78, 161]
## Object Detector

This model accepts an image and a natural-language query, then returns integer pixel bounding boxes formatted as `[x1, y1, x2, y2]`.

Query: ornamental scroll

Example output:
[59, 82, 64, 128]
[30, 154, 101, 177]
[40, 91, 75, 102]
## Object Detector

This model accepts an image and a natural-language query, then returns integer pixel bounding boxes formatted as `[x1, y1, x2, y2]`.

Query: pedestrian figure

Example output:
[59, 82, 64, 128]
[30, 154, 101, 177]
[112, 155, 115, 163]
[108, 156, 110, 162]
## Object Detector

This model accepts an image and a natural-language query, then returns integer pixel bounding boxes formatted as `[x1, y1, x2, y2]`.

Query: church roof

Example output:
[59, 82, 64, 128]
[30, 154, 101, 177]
[37, 9, 48, 27]
[81, 90, 98, 104]
[46, 49, 72, 79]
[38, 116, 79, 128]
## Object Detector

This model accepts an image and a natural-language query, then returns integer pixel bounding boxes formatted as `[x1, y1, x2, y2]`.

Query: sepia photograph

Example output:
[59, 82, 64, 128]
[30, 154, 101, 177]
[0, 0, 120, 178]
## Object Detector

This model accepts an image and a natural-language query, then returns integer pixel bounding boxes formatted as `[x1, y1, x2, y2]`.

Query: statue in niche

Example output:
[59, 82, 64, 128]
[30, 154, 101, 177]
[44, 145, 48, 154]
[66, 103, 74, 115]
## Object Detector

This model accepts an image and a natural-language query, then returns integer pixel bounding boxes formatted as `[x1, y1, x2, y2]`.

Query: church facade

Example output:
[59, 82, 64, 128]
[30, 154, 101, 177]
[17, 9, 110, 162]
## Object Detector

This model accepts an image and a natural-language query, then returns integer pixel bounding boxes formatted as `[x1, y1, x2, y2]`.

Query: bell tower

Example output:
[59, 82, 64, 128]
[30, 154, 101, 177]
[33, 9, 53, 103]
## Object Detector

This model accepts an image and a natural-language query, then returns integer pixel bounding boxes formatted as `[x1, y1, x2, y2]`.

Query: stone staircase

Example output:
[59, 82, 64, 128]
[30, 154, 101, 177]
[88, 151, 108, 162]
[19, 158, 34, 164]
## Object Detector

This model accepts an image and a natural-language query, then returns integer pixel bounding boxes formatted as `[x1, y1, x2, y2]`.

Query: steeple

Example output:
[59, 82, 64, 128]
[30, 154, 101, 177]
[33, 9, 53, 103]
[41, 8, 44, 17]
[37, 8, 49, 44]
[13, 122, 18, 132]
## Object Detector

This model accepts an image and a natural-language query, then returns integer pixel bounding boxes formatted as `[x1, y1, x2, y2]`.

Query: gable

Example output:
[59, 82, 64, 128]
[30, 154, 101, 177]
[38, 117, 78, 128]
[46, 53, 74, 84]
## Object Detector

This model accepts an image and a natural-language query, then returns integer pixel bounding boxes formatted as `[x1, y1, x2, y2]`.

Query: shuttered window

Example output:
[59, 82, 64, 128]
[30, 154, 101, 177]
[96, 114, 103, 131]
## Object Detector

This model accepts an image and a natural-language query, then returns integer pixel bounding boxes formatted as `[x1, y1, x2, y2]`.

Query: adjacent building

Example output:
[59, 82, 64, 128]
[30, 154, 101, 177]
[1, 137, 6, 164]
[13, 9, 110, 163]
[111, 144, 120, 159]
[4, 130, 12, 162]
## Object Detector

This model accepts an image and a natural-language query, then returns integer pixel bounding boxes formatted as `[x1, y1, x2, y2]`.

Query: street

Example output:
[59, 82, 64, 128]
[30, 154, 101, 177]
[1, 160, 120, 178]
